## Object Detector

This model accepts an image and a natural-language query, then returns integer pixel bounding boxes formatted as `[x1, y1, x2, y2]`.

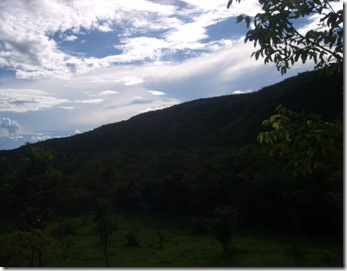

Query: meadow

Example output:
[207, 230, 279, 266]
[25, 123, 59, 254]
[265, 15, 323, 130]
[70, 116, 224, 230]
[1, 209, 342, 267]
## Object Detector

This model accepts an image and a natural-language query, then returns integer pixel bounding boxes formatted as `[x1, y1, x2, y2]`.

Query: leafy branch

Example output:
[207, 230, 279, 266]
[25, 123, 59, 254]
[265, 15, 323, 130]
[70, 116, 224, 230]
[228, 0, 343, 74]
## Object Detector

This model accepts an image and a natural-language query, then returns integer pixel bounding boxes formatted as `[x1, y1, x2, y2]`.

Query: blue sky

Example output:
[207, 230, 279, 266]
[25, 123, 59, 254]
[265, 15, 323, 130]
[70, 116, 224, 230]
[0, 0, 342, 150]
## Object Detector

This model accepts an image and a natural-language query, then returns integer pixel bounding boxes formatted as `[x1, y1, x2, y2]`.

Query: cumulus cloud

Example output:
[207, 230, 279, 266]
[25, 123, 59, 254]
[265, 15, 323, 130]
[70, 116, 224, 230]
[0, 0, 174, 78]
[0, 0, 335, 82]
[62, 35, 78, 42]
[0, 117, 21, 138]
[0, 0, 264, 80]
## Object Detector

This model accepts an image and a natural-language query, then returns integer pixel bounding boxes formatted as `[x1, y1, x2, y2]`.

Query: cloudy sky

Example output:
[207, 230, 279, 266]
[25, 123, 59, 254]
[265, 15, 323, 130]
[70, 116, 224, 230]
[0, 0, 341, 149]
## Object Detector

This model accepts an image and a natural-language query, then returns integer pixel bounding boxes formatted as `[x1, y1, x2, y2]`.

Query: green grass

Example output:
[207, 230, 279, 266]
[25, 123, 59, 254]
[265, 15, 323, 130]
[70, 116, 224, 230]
[1, 210, 343, 267]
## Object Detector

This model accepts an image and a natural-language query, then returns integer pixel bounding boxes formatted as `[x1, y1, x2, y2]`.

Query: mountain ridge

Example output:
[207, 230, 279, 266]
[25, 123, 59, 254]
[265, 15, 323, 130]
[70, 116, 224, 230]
[1, 69, 342, 159]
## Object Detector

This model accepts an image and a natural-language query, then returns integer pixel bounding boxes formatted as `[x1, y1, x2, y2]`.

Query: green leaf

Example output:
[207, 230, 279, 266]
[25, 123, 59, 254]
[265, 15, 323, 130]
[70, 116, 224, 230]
[245, 16, 251, 28]
[257, 133, 264, 144]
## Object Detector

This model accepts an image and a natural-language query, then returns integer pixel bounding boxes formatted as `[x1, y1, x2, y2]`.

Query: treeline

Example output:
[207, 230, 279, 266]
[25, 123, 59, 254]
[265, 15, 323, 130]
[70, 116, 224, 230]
[0, 141, 342, 237]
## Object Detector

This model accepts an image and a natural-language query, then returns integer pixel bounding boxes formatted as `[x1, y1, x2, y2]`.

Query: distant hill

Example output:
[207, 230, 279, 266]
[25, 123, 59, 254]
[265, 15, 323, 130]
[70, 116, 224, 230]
[1, 69, 342, 161]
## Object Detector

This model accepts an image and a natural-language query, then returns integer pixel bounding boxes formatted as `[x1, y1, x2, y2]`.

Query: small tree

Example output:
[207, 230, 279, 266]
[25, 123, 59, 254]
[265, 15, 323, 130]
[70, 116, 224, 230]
[27, 229, 53, 267]
[0, 232, 23, 266]
[53, 217, 73, 266]
[94, 199, 115, 267]
[15, 144, 62, 230]
[214, 207, 238, 254]
[0, 229, 53, 267]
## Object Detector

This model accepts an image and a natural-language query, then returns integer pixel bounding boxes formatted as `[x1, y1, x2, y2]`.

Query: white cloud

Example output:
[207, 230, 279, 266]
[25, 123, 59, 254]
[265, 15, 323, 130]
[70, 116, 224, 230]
[165, 22, 208, 47]
[0, 89, 68, 112]
[98, 90, 119, 96]
[0, 0, 177, 79]
[0, 0, 265, 80]
[31, 134, 52, 142]
[232, 89, 253, 95]
[123, 77, 145, 86]
[115, 37, 168, 61]
[0, 88, 106, 113]
[0, 117, 21, 138]
[70, 99, 104, 104]
[63, 35, 78, 42]
[71, 96, 180, 127]
[133, 96, 143, 99]
[147, 90, 165, 96]
[298, 1, 343, 35]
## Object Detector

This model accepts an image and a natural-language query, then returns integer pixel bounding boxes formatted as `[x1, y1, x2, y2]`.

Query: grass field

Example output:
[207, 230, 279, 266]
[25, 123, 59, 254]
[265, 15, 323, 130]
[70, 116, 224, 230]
[1, 210, 343, 267]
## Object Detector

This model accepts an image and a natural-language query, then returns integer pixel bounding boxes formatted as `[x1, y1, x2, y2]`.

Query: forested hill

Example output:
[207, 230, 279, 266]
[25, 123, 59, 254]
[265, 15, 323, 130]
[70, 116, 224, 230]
[0, 68, 343, 239]
[5, 69, 342, 157]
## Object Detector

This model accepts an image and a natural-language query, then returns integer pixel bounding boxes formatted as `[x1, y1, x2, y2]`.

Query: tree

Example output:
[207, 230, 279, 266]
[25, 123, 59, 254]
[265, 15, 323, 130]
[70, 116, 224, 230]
[0, 229, 53, 267]
[227, 0, 343, 176]
[94, 198, 116, 267]
[53, 217, 73, 266]
[257, 105, 342, 176]
[213, 207, 238, 254]
[227, 0, 343, 74]
[14, 144, 62, 229]
[22, 143, 54, 177]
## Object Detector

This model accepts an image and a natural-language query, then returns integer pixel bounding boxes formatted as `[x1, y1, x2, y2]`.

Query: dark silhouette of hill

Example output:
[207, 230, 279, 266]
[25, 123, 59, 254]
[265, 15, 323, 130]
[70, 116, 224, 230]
[1, 69, 342, 160]
[44, 70, 341, 150]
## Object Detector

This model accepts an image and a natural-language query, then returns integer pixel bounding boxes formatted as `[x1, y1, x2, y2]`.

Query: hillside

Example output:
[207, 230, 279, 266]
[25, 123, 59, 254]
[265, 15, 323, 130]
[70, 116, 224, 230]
[5, 69, 340, 156]
[0, 69, 343, 267]
[0, 69, 342, 176]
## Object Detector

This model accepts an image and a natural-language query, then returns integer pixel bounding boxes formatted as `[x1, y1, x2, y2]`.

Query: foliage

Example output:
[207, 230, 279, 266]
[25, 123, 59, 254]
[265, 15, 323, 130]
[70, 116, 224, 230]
[227, 0, 343, 178]
[53, 218, 74, 265]
[257, 105, 342, 176]
[21, 143, 54, 177]
[13, 145, 63, 229]
[214, 207, 238, 254]
[94, 198, 116, 267]
[227, 0, 343, 74]
[0, 229, 53, 267]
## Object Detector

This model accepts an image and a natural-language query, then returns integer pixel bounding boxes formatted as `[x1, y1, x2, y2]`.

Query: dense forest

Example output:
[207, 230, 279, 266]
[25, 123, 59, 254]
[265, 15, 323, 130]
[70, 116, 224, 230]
[0, 69, 343, 267]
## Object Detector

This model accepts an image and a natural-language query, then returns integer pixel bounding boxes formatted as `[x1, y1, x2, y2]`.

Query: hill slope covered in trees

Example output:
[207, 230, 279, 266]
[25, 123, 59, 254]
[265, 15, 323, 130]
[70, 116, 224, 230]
[4, 69, 342, 157]
[0, 69, 343, 267]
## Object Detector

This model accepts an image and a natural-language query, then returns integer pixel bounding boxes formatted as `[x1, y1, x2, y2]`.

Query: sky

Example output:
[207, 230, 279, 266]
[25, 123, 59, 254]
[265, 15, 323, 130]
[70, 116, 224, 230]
[0, 0, 342, 150]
